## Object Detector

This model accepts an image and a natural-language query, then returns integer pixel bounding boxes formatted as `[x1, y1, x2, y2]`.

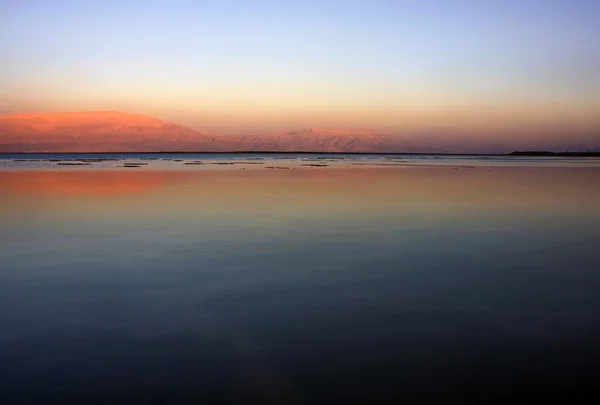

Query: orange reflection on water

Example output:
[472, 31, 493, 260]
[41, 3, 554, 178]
[0, 170, 194, 196]
[0, 166, 598, 198]
[0, 166, 598, 219]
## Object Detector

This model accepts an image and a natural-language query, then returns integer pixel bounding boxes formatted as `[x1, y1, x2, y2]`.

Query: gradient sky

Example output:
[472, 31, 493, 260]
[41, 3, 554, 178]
[1, 0, 599, 145]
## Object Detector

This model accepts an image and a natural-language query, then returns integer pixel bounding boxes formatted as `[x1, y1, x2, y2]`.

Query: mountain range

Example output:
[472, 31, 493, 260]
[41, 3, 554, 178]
[3, 110, 592, 154]
[0, 111, 419, 153]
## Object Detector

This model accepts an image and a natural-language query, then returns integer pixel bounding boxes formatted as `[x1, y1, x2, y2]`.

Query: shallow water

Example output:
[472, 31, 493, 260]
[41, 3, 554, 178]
[2, 152, 600, 171]
[1, 160, 600, 403]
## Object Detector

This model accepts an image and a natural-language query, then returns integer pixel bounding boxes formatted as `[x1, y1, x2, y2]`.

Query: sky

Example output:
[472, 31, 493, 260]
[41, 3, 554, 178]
[1, 0, 599, 147]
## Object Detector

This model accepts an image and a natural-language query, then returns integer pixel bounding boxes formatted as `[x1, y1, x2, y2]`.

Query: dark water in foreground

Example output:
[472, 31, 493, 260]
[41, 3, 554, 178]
[1, 163, 600, 403]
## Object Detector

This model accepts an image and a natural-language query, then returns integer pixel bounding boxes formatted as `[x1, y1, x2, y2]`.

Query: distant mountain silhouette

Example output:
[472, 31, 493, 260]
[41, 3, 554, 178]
[233, 128, 412, 153]
[3, 111, 595, 154]
[0, 111, 423, 153]
[0, 111, 237, 153]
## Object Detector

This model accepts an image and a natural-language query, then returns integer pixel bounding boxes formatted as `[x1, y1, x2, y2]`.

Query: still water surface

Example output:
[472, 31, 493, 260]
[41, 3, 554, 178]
[1, 159, 599, 403]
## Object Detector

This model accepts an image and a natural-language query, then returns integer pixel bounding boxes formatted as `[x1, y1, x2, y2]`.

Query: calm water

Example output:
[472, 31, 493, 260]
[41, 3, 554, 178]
[1, 157, 600, 403]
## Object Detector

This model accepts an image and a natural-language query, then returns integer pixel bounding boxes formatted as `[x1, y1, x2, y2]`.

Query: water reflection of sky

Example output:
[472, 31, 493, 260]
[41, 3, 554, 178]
[1, 166, 599, 222]
[1, 166, 599, 403]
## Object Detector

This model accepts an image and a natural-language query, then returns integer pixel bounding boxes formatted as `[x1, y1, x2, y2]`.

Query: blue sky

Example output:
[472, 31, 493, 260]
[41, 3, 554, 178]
[1, 0, 599, 141]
